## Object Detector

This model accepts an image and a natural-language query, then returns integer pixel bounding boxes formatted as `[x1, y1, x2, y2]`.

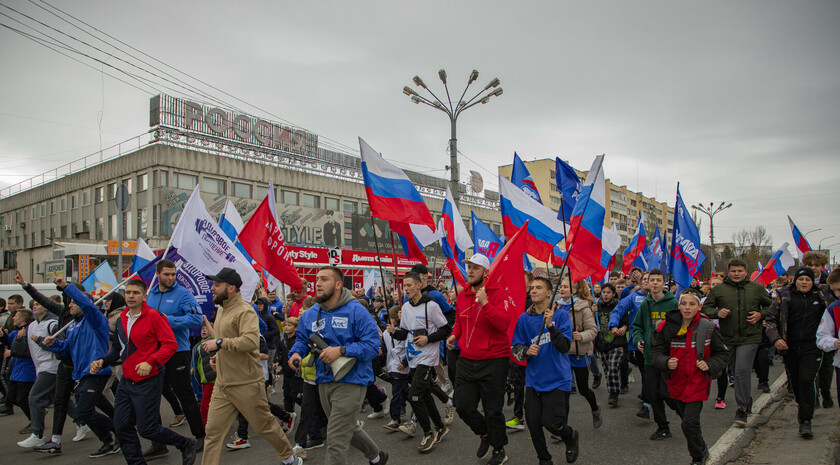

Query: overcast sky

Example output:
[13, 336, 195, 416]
[1, 1, 838, 257]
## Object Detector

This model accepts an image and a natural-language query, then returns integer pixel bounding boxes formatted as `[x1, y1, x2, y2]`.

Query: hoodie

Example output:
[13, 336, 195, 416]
[766, 267, 829, 350]
[451, 282, 514, 361]
[147, 282, 202, 352]
[255, 297, 280, 349]
[610, 290, 647, 351]
[289, 288, 380, 385]
[632, 290, 678, 365]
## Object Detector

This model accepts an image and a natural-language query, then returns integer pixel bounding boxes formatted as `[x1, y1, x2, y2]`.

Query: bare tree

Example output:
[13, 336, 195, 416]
[730, 226, 774, 271]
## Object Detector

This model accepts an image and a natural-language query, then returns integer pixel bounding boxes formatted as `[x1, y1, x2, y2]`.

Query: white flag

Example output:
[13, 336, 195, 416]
[170, 187, 259, 299]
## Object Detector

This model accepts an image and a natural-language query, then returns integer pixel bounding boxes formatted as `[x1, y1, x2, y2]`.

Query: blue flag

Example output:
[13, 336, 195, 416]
[138, 247, 215, 328]
[554, 157, 582, 223]
[81, 262, 119, 299]
[471, 212, 503, 264]
[668, 185, 706, 288]
[645, 225, 664, 271]
[511, 152, 542, 204]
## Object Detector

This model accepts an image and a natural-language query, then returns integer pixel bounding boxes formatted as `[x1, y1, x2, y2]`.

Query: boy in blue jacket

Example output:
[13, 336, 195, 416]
[610, 271, 650, 417]
[36, 277, 117, 457]
[511, 277, 579, 464]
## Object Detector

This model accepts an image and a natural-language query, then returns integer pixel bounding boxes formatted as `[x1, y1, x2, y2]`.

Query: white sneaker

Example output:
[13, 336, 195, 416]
[444, 405, 456, 425]
[18, 433, 46, 448]
[628, 373, 636, 383]
[73, 424, 91, 442]
[367, 406, 389, 419]
[398, 421, 416, 437]
[292, 444, 307, 459]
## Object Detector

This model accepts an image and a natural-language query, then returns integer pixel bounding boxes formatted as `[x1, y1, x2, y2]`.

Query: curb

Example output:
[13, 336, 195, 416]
[707, 372, 788, 465]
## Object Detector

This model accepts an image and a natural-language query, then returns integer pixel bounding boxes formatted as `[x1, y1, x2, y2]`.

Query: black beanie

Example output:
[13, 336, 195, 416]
[794, 267, 815, 286]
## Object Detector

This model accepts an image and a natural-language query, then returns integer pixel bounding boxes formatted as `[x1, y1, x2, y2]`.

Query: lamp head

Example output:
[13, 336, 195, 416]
[403, 86, 417, 97]
[492, 88, 503, 97]
[413, 76, 426, 88]
[469, 69, 479, 84]
[438, 69, 447, 84]
[410, 96, 421, 104]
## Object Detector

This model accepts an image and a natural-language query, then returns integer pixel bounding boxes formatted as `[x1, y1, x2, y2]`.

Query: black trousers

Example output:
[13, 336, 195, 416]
[7, 380, 32, 417]
[388, 373, 410, 422]
[283, 376, 303, 413]
[569, 365, 599, 413]
[162, 351, 204, 438]
[630, 350, 646, 398]
[447, 349, 459, 388]
[454, 357, 508, 449]
[295, 382, 326, 446]
[53, 361, 77, 436]
[507, 361, 526, 419]
[673, 400, 705, 461]
[644, 365, 678, 427]
[75, 375, 114, 444]
[366, 382, 388, 413]
[753, 343, 771, 384]
[408, 365, 444, 434]
[818, 350, 836, 398]
[525, 388, 574, 461]
[114, 373, 189, 465]
[783, 345, 822, 423]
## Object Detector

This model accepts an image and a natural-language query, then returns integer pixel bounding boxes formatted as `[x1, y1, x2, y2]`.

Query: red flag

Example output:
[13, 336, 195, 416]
[239, 182, 303, 292]
[445, 257, 468, 289]
[486, 221, 529, 366]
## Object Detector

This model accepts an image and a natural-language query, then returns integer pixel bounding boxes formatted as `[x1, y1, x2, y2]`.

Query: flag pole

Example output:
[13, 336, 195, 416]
[369, 211, 391, 307]
[50, 269, 141, 338]
[388, 231, 402, 300]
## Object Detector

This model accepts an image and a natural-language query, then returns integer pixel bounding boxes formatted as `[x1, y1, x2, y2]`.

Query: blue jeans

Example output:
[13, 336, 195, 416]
[114, 373, 189, 465]
[389, 372, 410, 422]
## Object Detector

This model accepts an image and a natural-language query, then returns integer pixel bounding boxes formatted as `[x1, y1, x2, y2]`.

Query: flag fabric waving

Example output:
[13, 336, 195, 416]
[600, 224, 622, 277]
[554, 157, 582, 223]
[440, 187, 474, 288]
[564, 155, 607, 282]
[754, 242, 795, 285]
[550, 245, 567, 267]
[359, 138, 435, 230]
[668, 184, 706, 288]
[136, 247, 216, 323]
[82, 261, 119, 299]
[128, 237, 156, 276]
[645, 225, 664, 271]
[239, 181, 302, 292]
[788, 216, 813, 261]
[499, 175, 566, 262]
[471, 212, 504, 263]
[219, 198, 281, 292]
[623, 215, 647, 274]
[511, 152, 542, 204]
[172, 186, 260, 298]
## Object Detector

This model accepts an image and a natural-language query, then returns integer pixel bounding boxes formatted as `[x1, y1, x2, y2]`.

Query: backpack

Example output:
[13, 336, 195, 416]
[692, 317, 715, 361]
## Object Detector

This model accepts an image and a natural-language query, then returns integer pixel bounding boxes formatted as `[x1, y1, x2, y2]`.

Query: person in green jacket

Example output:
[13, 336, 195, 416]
[701, 258, 772, 427]
[632, 269, 679, 442]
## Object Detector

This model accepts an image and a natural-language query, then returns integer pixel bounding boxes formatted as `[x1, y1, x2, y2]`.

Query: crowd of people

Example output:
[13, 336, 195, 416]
[0, 249, 837, 465]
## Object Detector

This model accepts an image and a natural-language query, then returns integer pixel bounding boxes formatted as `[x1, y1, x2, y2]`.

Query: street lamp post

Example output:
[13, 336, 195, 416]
[818, 235, 835, 250]
[404, 70, 502, 205]
[691, 201, 733, 275]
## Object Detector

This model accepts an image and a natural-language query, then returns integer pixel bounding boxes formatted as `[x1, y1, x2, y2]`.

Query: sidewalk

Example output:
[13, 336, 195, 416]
[721, 374, 840, 465]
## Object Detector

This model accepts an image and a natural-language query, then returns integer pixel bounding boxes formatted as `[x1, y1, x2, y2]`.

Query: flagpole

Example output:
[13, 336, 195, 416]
[389, 231, 402, 299]
[667, 183, 680, 290]
[50, 271, 140, 338]
[369, 211, 391, 307]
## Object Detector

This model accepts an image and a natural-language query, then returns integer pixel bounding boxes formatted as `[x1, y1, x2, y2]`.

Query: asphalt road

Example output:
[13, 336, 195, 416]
[0, 363, 785, 465]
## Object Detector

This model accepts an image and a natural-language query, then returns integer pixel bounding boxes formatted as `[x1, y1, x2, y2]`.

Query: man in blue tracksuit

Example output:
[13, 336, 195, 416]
[146, 259, 205, 456]
[37, 277, 118, 457]
[609, 271, 650, 418]
[288, 266, 388, 465]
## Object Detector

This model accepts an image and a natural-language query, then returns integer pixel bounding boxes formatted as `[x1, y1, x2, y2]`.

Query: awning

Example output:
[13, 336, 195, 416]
[54, 241, 108, 256]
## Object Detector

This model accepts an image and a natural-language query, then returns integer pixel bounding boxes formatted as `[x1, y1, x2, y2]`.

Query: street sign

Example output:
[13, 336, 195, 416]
[43, 259, 66, 282]
[107, 240, 137, 255]
[114, 183, 130, 211]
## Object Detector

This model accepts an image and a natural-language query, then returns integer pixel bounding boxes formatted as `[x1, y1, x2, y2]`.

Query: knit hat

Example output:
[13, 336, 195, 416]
[794, 267, 815, 285]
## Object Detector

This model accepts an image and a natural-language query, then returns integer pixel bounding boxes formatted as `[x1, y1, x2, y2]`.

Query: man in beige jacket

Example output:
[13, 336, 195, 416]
[199, 268, 301, 465]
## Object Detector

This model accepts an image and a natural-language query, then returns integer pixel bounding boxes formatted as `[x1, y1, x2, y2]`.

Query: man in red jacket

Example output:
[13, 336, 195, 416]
[446, 254, 513, 465]
[90, 279, 197, 465]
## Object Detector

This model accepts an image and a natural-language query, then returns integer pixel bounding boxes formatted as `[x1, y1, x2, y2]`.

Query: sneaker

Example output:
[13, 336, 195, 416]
[383, 419, 401, 432]
[435, 425, 449, 442]
[226, 435, 250, 450]
[280, 412, 297, 432]
[360, 401, 368, 413]
[476, 434, 491, 459]
[592, 409, 602, 428]
[19, 423, 32, 435]
[17, 433, 46, 448]
[620, 385, 629, 394]
[649, 426, 671, 440]
[181, 438, 197, 465]
[715, 398, 726, 409]
[440, 381, 454, 397]
[144, 442, 170, 459]
[368, 407, 389, 419]
[90, 441, 121, 458]
[757, 382, 771, 394]
[799, 420, 813, 439]
[540, 460, 553, 465]
[418, 430, 437, 452]
[823, 395, 835, 409]
[566, 430, 580, 463]
[287, 457, 304, 465]
[487, 448, 508, 465]
[169, 414, 187, 427]
[636, 404, 650, 419]
[370, 451, 389, 465]
[0, 407, 13, 416]
[591, 375, 602, 389]
[608, 393, 619, 407]
[34, 441, 61, 454]
[74, 424, 92, 442]
[398, 421, 416, 437]
[505, 417, 525, 430]
[734, 407, 748, 427]
[292, 444, 306, 459]
[305, 439, 324, 450]
[444, 405, 456, 425]
[357, 419, 366, 429]
[728, 375, 734, 387]
[628, 373, 635, 383]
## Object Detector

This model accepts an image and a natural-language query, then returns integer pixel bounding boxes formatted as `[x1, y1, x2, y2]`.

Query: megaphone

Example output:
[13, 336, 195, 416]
[308, 333, 356, 381]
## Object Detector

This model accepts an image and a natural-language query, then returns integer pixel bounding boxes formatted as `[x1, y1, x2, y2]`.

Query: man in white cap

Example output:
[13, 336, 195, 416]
[446, 253, 514, 465]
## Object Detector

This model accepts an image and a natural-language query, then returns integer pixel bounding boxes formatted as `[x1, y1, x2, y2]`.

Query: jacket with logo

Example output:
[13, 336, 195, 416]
[451, 282, 514, 361]
[100, 302, 177, 382]
[766, 284, 830, 349]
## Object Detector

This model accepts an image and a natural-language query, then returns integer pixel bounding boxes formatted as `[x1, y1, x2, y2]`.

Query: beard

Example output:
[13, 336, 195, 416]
[467, 274, 485, 287]
[213, 292, 227, 305]
[315, 287, 335, 304]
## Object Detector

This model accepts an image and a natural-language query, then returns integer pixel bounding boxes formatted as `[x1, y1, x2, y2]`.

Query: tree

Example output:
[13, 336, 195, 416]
[730, 226, 774, 271]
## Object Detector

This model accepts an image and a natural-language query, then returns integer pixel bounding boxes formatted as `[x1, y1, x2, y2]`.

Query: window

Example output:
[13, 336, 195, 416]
[40, 204, 46, 217]
[60, 226, 67, 238]
[302, 193, 320, 209]
[123, 178, 133, 195]
[343, 200, 358, 214]
[40, 230, 45, 245]
[325, 197, 339, 211]
[108, 183, 117, 199]
[83, 190, 90, 206]
[95, 187, 104, 203]
[157, 170, 169, 187]
[550, 183, 558, 192]
[137, 173, 148, 192]
[550, 196, 561, 205]
[202, 177, 226, 195]
[60, 198, 67, 212]
[71, 194, 78, 209]
[137, 208, 148, 238]
[549, 170, 555, 180]
[255, 185, 269, 200]
[71, 223, 78, 236]
[282, 190, 298, 205]
[173, 173, 197, 190]
[361, 203, 369, 215]
[153, 205, 160, 236]
[123, 211, 132, 238]
[50, 201, 55, 215]
[95, 218, 104, 240]
[232, 182, 252, 199]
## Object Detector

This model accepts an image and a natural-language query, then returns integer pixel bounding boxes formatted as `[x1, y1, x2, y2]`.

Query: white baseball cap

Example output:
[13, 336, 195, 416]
[462, 253, 490, 270]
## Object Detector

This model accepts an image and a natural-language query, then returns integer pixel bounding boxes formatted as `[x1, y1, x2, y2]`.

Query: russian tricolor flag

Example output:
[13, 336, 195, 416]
[440, 187, 473, 287]
[622, 214, 647, 274]
[564, 155, 607, 282]
[360, 138, 436, 231]
[128, 237, 156, 275]
[788, 216, 812, 261]
[511, 152, 542, 204]
[499, 175, 566, 262]
[754, 242, 795, 286]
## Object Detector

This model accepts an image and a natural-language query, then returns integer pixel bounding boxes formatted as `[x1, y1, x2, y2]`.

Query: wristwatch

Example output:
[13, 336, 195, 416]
[216, 338, 223, 349]
[339, 346, 346, 356]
